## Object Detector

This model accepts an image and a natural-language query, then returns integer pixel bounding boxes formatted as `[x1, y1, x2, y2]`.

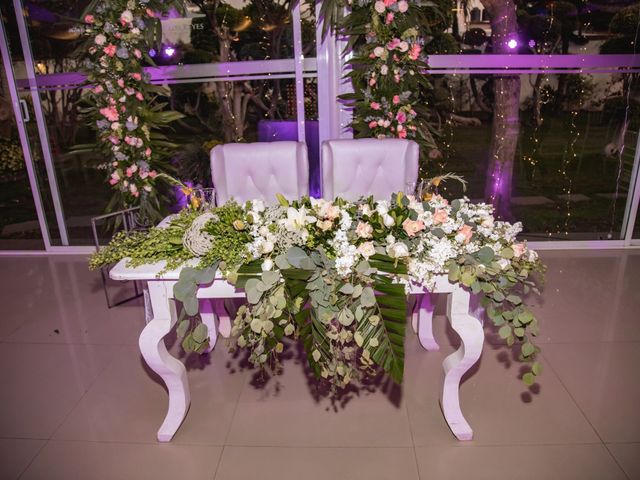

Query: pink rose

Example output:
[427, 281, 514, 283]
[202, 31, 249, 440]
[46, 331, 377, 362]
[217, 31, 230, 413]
[139, 169, 149, 179]
[131, 72, 142, 81]
[145, 8, 155, 17]
[383, 0, 396, 6]
[394, 74, 401, 83]
[398, 0, 409, 12]
[117, 79, 125, 88]
[145, 148, 152, 157]
[356, 222, 374, 239]
[369, 120, 378, 128]
[84, 14, 95, 23]
[148, 170, 157, 178]
[357, 241, 376, 259]
[370, 101, 381, 110]
[457, 225, 473, 244]
[99, 106, 119, 121]
[129, 183, 139, 197]
[409, 44, 422, 60]
[374, 1, 385, 13]
[392, 95, 400, 104]
[93, 85, 104, 94]
[398, 41, 409, 52]
[134, 49, 142, 59]
[387, 38, 401, 50]
[433, 209, 448, 224]
[512, 242, 526, 257]
[385, 12, 394, 24]
[398, 129, 407, 139]
[109, 171, 120, 185]
[103, 44, 117, 57]
[402, 218, 425, 237]
[396, 110, 407, 123]
[135, 92, 144, 101]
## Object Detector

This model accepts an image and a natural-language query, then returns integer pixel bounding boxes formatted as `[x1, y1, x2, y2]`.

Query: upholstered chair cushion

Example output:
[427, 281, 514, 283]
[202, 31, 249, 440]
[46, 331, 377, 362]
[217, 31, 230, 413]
[211, 141, 309, 205]
[321, 138, 419, 201]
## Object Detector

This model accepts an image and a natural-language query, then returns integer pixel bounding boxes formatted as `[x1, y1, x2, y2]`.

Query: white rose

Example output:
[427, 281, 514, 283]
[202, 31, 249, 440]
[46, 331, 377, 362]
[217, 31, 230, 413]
[357, 241, 376, 259]
[373, 46, 385, 57]
[481, 216, 494, 228]
[131, 27, 140, 35]
[374, 1, 386, 13]
[359, 204, 373, 217]
[376, 201, 389, 216]
[497, 258, 510, 270]
[260, 240, 274, 254]
[398, 41, 409, 52]
[383, 214, 395, 228]
[380, 65, 388, 75]
[252, 199, 266, 213]
[261, 259, 273, 271]
[387, 242, 409, 259]
[110, 122, 121, 130]
[120, 10, 133, 23]
[356, 221, 373, 238]
[95, 34, 106, 45]
[398, 0, 409, 12]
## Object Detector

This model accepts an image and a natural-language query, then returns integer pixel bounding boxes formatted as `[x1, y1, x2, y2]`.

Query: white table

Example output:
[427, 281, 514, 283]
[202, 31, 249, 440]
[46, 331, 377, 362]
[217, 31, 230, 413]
[110, 260, 484, 442]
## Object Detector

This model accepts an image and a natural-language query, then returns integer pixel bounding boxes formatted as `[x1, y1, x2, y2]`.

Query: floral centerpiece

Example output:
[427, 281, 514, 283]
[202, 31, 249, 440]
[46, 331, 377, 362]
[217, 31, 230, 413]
[91, 192, 545, 389]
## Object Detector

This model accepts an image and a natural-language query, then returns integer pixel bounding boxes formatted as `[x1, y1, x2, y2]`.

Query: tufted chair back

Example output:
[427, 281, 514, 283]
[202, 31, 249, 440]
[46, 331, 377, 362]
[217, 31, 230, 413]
[211, 141, 309, 205]
[321, 138, 419, 201]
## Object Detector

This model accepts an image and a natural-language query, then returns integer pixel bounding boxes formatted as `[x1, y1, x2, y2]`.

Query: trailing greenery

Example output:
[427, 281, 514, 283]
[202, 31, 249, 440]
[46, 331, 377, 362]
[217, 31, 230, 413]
[91, 192, 545, 389]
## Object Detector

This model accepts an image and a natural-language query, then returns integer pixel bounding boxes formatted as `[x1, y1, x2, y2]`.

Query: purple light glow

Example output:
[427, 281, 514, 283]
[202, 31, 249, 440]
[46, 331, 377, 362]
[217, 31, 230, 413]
[528, 39, 536, 48]
[507, 39, 518, 50]
[163, 46, 176, 57]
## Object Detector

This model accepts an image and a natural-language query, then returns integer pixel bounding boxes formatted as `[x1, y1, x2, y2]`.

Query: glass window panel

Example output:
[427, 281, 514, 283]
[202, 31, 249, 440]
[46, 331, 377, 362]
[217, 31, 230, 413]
[448, 1, 637, 55]
[427, 71, 638, 241]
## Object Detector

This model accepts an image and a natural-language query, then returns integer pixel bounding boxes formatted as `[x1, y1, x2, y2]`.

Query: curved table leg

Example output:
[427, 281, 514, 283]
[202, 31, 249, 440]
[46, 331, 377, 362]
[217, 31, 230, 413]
[217, 299, 232, 338]
[199, 299, 218, 353]
[440, 286, 484, 441]
[140, 281, 191, 442]
[417, 292, 439, 351]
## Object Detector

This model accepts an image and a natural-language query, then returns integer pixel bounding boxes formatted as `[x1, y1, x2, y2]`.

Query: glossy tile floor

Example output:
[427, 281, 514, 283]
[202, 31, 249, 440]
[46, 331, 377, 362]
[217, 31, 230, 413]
[0, 250, 639, 480]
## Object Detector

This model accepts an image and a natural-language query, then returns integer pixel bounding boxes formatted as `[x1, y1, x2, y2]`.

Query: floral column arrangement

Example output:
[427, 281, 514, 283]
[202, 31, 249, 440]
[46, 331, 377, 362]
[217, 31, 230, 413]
[340, 0, 437, 161]
[80, 0, 182, 221]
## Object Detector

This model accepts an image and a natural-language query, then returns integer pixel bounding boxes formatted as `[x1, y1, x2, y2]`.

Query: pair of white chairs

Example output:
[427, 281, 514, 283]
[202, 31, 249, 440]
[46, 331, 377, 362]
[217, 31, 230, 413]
[210, 138, 420, 203]
[204, 137, 429, 342]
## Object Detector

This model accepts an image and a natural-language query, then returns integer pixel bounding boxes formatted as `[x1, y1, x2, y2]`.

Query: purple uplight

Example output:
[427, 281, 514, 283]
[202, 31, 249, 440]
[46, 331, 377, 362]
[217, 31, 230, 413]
[148, 48, 157, 57]
[163, 46, 176, 57]
[528, 39, 536, 48]
[507, 39, 518, 50]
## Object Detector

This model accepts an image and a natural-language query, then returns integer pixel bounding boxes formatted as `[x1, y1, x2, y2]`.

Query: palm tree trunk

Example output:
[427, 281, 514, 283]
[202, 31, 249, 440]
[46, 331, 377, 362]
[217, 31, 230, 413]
[480, 0, 520, 220]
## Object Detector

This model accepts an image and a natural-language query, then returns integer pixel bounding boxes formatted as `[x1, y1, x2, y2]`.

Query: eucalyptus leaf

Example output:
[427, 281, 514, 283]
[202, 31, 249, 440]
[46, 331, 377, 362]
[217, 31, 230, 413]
[361, 287, 376, 308]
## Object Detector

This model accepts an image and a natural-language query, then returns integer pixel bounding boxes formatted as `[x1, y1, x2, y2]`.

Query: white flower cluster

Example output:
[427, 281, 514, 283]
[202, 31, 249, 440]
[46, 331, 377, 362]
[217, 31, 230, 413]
[236, 194, 538, 285]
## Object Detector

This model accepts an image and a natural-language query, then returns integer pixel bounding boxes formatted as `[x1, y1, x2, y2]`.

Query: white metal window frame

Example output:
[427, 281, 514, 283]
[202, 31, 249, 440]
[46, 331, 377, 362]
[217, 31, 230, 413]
[2, 1, 640, 254]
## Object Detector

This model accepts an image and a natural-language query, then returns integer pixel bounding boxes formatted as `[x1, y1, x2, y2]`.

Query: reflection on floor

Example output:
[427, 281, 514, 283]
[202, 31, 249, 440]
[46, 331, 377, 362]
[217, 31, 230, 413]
[0, 251, 639, 480]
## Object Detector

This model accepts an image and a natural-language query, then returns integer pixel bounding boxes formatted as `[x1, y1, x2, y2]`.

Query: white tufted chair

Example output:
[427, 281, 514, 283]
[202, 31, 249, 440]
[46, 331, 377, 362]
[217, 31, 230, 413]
[321, 138, 419, 201]
[211, 141, 309, 205]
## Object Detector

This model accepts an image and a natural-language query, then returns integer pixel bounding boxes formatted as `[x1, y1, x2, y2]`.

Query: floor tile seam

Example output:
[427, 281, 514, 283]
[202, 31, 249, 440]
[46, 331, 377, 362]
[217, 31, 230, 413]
[211, 445, 226, 480]
[0, 340, 134, 347]
[219, 368, 250, 446]
[20, 437, 227, 447]
[16, 436, 49, 480]
[538, 350, 631, 480]
[219, 444, 416, 449]
[46, 345, 124, 442]
[403, 401, 424, 480]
